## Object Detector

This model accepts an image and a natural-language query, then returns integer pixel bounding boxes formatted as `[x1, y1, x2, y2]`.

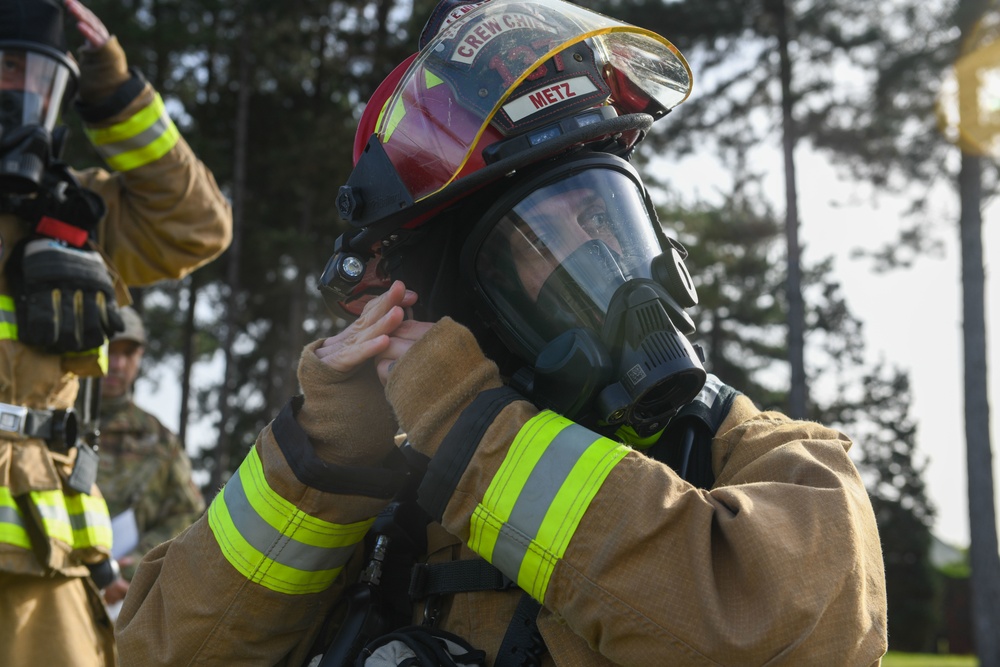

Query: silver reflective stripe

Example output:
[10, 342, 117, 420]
[94, 115, 173, 161]
[69, 506, 112, 535]
[224, 466, 357, 573]
[489, 422, 601, 579]
[35, 499, 71, 525]
[0, 504, 24, 527]
[693, 373, 724, 409]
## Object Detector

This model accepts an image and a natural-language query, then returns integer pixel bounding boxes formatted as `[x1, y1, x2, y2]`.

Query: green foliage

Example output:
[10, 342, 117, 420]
[61, 0, 423, 473]
[940, 558, 972, 580]
[657, 180, 789, 408]
[657, 166, 865, 413]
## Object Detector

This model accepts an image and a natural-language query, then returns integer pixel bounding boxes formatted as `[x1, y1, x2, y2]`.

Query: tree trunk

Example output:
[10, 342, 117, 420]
[774, 0, 807, 418]
[209, 22, 250, 496]
[958, 150, 1000, 667]
[178, 276, 197, 448]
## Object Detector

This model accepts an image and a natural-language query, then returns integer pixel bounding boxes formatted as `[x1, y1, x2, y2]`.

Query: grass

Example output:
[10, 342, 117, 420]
[883, 652, 978, 666]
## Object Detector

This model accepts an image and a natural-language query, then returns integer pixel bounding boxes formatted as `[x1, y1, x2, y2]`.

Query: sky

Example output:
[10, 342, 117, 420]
[766, 149, 999, 549]
[642, 138, 1000, 549]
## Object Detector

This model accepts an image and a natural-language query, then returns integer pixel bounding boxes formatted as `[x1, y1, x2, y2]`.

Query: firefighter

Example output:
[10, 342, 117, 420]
[0, 0, 231, 665]
[117, 0, 886, 665]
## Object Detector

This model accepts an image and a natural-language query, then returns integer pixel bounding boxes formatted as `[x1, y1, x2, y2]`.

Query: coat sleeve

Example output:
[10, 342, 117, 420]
[70, 38, 232, 286]
[116, 343, 405, 666]
[385, 318, 888, 666]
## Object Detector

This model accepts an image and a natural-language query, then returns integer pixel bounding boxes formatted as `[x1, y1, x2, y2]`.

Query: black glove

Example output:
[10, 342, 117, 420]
[11, 238, 124, 352]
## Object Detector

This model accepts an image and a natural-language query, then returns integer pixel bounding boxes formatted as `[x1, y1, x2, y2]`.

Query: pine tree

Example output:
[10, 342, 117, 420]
[824, 366, 941, 651]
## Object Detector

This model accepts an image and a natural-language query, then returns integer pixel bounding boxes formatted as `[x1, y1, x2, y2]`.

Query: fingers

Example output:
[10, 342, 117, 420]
[315, 282, 420, 375]
[65, 0, 111, 49]
[374, 320, 435, 386]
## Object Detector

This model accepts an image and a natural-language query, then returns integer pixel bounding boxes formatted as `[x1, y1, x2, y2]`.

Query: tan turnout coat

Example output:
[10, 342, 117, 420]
[119, 318, 887, 666]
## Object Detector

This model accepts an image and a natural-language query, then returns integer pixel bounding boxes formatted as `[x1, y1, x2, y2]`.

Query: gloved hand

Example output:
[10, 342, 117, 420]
[13, 238, 124, 351]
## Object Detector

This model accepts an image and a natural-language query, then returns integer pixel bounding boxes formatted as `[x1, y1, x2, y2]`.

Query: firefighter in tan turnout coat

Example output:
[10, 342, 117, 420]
[0, 1, 231, 666]
[117, 0, 886, 665]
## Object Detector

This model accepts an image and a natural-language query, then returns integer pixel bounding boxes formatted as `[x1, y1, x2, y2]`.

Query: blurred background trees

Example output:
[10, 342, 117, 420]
[63, 0, 999, 660]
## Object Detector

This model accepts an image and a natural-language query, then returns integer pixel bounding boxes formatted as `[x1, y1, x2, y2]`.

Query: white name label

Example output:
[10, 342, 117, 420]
[502, 76, 599, 122]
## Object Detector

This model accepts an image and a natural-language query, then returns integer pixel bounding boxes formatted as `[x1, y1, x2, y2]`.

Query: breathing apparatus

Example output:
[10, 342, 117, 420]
[0, 0, 79, 194]
[0, 0, 122, 361]
[320, 0, 706, 437]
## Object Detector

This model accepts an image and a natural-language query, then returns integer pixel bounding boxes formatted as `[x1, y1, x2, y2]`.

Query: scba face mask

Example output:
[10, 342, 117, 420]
[1, 0, 80, 194]
[0, 47, 76, 193]
[463, 152, 706, 438]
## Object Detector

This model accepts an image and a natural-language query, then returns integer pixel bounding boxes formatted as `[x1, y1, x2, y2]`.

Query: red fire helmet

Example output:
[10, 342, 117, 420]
[324, 0, 692, 317]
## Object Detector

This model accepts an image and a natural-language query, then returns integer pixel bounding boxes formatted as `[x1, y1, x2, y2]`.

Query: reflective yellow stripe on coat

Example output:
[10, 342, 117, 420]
[0, 295, 17, 340]
[208, 445, 375, 595]
[84, 93, 180, 171]
[0, 485, 112, 552]
[470, 411, 629, 604]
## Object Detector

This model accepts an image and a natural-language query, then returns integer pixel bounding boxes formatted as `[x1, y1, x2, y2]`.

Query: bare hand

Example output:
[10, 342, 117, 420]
[102, 559, 131, 604]
[374, 318, 434, 385]
[315, 281, 428, 385]
[65, 0, 111, 50]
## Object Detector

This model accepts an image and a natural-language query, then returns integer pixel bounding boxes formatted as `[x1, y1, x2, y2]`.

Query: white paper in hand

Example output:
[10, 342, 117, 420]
[110, 508, 140, 561]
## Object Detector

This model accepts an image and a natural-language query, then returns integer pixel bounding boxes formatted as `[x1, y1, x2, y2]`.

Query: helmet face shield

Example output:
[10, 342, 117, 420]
[376, 0, 691, 203]
[472, 163, 662, 360]
[0, 48, 73, 133]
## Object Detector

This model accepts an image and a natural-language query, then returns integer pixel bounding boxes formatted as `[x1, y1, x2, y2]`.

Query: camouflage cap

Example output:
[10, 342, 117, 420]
[111, 306, 147, 346]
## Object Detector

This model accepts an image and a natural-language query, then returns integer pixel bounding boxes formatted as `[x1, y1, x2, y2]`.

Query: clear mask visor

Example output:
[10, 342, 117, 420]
[0, 48, 72, 132]
[476, 168, 662, 355]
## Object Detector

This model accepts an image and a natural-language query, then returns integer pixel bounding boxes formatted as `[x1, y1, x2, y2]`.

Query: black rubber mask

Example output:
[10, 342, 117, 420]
[465, 153, 706, 437]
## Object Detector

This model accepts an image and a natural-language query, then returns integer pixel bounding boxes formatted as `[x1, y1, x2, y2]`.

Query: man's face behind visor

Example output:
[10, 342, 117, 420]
[475, 167, 663, 359]
[0, 48, 72, 132]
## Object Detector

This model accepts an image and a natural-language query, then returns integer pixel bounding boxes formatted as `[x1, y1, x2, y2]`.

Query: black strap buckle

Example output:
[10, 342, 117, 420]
[409, 559, 516, 602]
[0, 402, 77, 452]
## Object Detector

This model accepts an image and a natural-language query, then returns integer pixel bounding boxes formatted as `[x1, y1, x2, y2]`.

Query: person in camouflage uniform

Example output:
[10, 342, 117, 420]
[97, 306, 205, 608]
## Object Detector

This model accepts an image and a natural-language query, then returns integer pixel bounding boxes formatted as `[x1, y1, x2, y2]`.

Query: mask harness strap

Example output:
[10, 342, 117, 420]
[646, 375, 742, 487]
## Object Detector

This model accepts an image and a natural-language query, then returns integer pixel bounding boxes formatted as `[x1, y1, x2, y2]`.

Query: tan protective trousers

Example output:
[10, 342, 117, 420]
[0, 572, 116, 667]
